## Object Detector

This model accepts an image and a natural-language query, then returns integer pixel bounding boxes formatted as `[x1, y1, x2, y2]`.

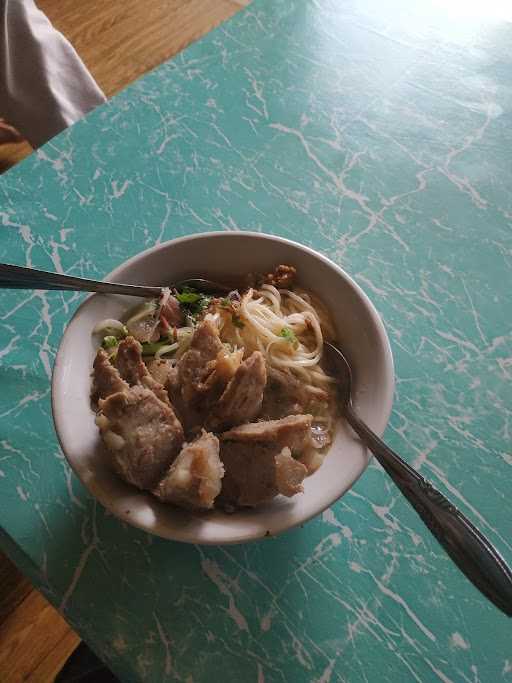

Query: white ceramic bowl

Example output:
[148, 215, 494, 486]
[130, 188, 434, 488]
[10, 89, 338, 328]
[52, 232, 394, 544]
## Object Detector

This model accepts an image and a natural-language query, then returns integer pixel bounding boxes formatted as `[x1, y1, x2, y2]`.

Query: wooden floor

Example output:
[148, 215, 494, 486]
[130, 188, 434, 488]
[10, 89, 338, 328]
[0, 0, 246, 171]
[0, 554, 80, 682]
[0, 1, 246, 680]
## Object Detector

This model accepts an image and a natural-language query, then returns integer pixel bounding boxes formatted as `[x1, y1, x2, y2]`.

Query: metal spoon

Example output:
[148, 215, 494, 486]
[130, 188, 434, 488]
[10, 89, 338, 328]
[324, 341, 512, 617]
[0, 263, 231, 297]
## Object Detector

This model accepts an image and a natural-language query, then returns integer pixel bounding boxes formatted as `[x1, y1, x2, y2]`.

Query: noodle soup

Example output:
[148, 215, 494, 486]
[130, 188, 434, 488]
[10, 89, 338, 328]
[90, 266, 338, 512]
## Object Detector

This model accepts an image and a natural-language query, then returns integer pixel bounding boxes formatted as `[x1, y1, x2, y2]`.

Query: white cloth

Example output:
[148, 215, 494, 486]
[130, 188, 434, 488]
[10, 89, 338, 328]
[0, 0, 106, 148]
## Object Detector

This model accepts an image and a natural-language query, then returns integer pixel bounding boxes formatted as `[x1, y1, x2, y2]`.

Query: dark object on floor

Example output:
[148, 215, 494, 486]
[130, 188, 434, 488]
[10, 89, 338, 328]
[55, 642, 119, 682]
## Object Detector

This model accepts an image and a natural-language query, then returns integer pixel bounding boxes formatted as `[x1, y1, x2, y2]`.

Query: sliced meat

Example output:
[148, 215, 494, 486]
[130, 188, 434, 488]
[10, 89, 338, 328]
[206, 351, 267, 432]
[260, 368, 328, 420]
[171, 399, 204, 439]
[177, 349, 208, 406]
[190, 318, 224, 357]
[175, 322, 243, 434]
[96, 385, 184, 490]
[146, 358, 179, 394]
[260, 368, 306, 419]
[218, 441, 278, 507]
[116, 336, 170, 406]
[115, 336, 149, 385]
[296, 447, 325, 475]
[126, 303, 160, 343]
[275, 447, 307, 497]
[153, 431, 223, 510]
[218, 443, 307, 507]
[218, 414, 312, 507]
[91, 348, 129, 404]
[221, 414, 312, 453]
[177, 320, 223, 405]
[159, 292, 182, 329]
[127, 289, 180, 343]
[201, 347, 243, 400]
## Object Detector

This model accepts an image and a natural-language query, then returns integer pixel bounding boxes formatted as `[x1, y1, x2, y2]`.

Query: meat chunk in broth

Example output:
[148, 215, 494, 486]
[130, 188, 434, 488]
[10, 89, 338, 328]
[260, 368, 306, 419]
[206, 351, 267, 432]
[177, 320, 223, 405]
[153, 431, 223, 510]
[217, 441, 278, 507]
[96, 385, 184, 490]
[160, 293, 182, 328]
[176, 321, 243, 433]
[115, 336, 170, 406]
[221, 414, 312, 453]
[218, 414, 311, 507]
[218, 442, 308, 507]
[115, 336, 149, 385]
[260, 368, 328, 420]
[91, 348, 129, 404]
[201, 347, 244, 400]
[146, 358, 178, 391]
[275, 447, 308, 497]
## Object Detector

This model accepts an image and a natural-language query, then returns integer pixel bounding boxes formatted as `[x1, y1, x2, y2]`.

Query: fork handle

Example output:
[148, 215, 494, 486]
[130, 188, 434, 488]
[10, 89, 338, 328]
[346, 404, 512, 618]
[0, 263, 161, 298]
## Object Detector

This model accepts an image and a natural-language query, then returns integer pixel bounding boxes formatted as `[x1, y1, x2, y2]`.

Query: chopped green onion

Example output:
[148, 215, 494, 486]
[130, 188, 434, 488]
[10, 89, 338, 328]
[102, 335, 119, 349]
[155, 342, 179, 359]
[176, 291, 202, 304]
[232, 314, 245, 329]
[279, 326, 297, 344]
[220, 298, 231, 309]
[141, 340, 176, 356]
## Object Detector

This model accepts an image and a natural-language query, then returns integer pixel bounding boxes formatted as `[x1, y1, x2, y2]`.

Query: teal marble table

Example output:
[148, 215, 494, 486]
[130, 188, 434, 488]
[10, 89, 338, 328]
[1, 0, 511, 680]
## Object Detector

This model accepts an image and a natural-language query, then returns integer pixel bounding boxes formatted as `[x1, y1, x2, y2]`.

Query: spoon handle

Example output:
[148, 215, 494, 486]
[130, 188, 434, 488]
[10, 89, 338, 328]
[346, 405, 512, 618]
[0, 263, 161, 298]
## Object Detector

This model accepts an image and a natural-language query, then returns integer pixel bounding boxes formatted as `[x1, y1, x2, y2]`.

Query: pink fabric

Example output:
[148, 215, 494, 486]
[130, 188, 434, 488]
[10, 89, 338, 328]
[0, 0, 106, 148]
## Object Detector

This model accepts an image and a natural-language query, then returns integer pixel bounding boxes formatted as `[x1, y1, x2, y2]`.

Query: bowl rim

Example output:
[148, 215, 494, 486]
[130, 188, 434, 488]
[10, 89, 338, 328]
[52, 231, 395, 543]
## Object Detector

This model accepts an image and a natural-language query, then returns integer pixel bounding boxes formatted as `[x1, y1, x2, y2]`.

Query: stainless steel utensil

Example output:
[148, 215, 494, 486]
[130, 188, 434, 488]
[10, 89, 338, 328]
[0, 263, 231, 297]
[324, 341, 512, 618]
